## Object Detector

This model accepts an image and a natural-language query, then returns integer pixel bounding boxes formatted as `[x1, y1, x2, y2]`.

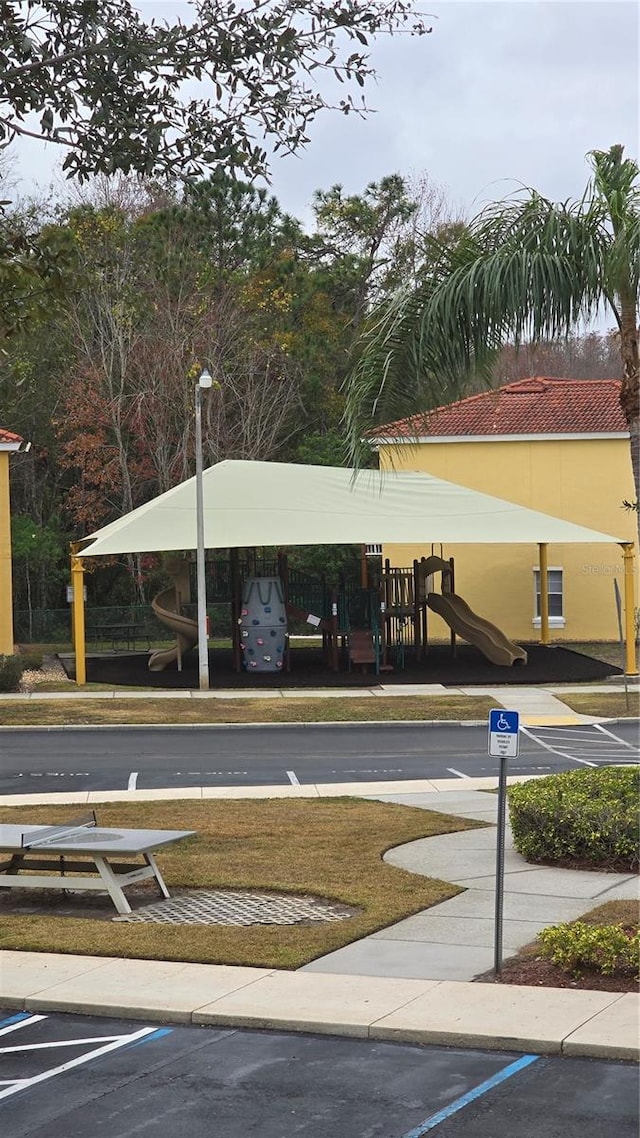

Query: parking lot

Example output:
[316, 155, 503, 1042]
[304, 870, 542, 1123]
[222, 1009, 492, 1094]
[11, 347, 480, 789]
[1, 1010, 638, 1137]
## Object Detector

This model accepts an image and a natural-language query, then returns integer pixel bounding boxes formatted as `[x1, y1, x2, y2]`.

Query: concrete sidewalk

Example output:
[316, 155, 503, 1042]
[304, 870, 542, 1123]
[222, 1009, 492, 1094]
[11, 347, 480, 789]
[2, 949, 637, 1060]
[302, 789, 639, 982]
[1, 779, 638, 1061]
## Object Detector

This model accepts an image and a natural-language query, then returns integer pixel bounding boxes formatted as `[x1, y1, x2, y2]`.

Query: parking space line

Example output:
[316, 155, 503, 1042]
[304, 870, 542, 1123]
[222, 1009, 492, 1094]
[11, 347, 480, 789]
[521, 727, 597, 767]
[128, 1027, 173, 1048]
[0, 1035, 123, 1054]
[521, 720, 639, 771]
[0, 1015, 46, 1039]
[401, 1054, 541, 1136]
[593, 723, 638, 749]
[0, 1023, 163, 1102]
[0, 1014, 32, 1031]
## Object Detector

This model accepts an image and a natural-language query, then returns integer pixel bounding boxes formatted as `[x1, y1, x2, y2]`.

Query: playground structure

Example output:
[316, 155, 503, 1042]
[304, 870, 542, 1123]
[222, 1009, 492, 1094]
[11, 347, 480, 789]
[238, 577, 287, 672]
[427, 592, 527, 667]
[148, 548, 528, 675]
[148, 557, 197, 672]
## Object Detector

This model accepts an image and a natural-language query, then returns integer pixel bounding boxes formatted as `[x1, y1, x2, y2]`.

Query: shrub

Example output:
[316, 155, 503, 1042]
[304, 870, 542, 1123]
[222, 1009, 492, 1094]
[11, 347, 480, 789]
[0, 655, 25, 692]
[539, 921, 640, 977]
[17, 650, 43, 671]
[508, 767, 639, 869]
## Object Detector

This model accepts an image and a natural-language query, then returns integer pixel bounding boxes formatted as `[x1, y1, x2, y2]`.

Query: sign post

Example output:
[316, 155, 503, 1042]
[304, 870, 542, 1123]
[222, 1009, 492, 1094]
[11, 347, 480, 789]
[488, 709, 520, 975]
[613, 579, 630, 715]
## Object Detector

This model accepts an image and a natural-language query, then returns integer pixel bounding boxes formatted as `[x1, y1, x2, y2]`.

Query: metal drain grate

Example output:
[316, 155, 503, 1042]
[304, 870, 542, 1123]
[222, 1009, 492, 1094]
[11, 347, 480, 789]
[113, 888, 355, 926]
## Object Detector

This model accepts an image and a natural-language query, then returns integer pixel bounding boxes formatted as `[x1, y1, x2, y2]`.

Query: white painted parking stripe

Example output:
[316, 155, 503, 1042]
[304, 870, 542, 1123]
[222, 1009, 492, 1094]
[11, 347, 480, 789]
[0, 1035, 122, 1054]
[447, 768, 471, 779]
[593, 723, 638, 749]
[127, 771, 139, 791]
[521, 721, 639, 769]
[541, 749, 632, 757]
[286, 770, 300, 786]
[0, 1016, 46, 1039]
[520, 727, 597, 767]
[0, 1025, 158, 1101]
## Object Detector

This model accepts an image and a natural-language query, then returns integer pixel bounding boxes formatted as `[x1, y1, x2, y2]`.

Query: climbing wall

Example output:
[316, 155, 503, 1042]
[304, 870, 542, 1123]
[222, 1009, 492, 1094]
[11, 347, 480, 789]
[239, 577, 287, 673]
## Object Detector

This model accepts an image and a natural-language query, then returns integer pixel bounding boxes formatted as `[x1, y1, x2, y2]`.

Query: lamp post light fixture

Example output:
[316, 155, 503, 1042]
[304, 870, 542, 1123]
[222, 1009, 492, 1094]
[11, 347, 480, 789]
[195, 367, 213, 691]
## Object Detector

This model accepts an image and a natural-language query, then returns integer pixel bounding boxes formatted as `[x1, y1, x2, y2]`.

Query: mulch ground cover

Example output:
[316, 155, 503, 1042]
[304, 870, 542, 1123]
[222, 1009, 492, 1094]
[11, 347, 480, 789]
[62, 643, 621, 689]
[476, 898, 639, 994]
[479, 953, 639, 994]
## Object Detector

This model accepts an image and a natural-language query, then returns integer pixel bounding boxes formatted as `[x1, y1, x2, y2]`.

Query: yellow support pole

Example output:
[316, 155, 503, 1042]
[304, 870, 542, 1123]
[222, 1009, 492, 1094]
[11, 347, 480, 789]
[621, 543, 638, 676]
[538, 543, 550, 645]
[70, 544, 86, 685]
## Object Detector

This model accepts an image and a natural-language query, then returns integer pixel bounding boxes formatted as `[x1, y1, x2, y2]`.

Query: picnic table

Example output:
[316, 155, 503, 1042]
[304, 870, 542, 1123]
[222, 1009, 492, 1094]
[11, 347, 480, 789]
[88, 623, 150, 651]
[0, 814, 195, 915]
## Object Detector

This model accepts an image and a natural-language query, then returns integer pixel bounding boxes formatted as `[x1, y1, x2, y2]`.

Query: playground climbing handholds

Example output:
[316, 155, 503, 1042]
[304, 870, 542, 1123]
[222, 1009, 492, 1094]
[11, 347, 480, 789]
[239, 577, 287, 672]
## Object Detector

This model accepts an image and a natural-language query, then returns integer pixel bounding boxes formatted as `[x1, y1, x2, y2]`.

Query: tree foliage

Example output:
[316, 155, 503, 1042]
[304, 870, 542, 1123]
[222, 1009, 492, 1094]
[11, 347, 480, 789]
[491, 331, 623, 386]
[1, 1, 431, 338]
[344, 144, 640, 511]
[2, 166, 460, 604]
[11, 514, 67, 614]
[1, 0, 430, 182]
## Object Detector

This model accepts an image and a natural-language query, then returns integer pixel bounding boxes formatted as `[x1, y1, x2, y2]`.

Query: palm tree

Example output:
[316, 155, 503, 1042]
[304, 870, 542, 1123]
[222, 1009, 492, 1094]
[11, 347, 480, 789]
[344, 145, 640, 510]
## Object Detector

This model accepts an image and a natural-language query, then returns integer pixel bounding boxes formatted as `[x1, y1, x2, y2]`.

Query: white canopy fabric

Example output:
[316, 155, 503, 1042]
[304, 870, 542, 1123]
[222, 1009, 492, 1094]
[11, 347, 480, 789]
[79, 460, 625, 557]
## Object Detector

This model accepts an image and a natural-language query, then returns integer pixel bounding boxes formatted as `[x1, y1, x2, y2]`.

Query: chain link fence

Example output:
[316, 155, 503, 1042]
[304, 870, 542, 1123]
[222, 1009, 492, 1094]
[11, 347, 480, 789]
[13, 603, 233, 645]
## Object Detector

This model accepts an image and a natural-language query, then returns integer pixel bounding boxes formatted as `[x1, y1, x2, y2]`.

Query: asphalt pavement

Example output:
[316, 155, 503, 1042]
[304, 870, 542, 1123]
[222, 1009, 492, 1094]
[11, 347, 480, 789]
[2, 1011, 637, 1138]
[0, 720, 638, 797]
[1, 687, 638, 1119]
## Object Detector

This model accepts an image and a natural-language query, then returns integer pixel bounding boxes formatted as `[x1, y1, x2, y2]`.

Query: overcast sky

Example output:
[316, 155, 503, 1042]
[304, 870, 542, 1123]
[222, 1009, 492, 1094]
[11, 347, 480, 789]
[11, 0, 639, 226]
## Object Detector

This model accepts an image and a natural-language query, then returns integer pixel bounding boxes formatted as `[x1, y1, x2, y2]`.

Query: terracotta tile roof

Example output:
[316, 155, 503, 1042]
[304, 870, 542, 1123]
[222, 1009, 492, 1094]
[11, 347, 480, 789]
[374, 378, 626, 439]
[0, 428, 24, 444]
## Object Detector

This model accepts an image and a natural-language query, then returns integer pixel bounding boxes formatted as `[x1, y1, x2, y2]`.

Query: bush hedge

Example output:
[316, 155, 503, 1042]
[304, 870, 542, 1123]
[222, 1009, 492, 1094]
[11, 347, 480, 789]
[0, 655, 25, 692]
[539, 921, 639, 977]
[508, 767, 639, 869]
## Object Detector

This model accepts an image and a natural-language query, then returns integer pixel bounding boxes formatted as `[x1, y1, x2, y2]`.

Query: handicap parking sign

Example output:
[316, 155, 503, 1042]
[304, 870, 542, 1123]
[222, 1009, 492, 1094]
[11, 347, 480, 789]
[488, 708, 520, 757]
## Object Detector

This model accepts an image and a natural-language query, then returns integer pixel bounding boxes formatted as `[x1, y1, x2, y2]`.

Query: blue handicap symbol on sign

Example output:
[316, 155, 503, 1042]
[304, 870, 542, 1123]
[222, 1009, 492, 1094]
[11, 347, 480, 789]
[489, 709, 520, 734]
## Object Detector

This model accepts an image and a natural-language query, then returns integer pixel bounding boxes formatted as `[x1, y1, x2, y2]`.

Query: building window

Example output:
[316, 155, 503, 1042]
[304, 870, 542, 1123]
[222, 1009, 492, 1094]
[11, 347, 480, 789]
[533, 568, 565, 627]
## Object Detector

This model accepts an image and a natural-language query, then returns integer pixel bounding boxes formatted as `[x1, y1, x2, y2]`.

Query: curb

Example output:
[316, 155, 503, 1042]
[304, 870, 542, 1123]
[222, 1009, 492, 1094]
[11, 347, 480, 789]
[2, 956, 637, 1062]
[0, 719, 490, 732]
[0, 773, 542, 808]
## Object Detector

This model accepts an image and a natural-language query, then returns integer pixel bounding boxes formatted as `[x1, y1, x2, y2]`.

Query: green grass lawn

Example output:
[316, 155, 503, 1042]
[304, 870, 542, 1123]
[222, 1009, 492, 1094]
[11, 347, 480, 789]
[561, 641, 630, 670]
[0, 798, 480, 969]
[561, 692, 639, 719]
[0, 695, 498, 726]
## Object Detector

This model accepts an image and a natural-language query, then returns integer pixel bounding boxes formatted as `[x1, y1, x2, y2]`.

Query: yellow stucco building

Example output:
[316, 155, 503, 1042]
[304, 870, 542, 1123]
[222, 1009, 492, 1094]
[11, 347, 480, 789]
[372, 378, 637, 644]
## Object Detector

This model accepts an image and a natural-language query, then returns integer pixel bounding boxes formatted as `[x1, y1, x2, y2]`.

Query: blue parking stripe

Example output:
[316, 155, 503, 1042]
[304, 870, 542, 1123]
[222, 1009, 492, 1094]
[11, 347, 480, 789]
[0, 1013, 32, 1029]
[127, 1027, 173, 1048]
[401, 1054, 541, 1136]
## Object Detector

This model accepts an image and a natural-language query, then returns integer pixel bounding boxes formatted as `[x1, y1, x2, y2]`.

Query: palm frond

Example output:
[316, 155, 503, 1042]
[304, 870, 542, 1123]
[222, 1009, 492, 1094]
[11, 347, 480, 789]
[343, 187, 622, 465]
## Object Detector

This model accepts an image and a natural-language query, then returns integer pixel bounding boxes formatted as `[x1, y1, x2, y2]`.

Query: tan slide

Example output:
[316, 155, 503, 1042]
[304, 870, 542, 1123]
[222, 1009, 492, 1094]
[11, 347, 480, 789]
[148, 587, 198, 671]
[427, 592, 528, 667]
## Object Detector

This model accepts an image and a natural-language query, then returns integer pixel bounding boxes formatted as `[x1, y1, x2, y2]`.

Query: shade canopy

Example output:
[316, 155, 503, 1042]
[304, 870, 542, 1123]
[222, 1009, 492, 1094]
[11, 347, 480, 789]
[78, 460, 625, 558]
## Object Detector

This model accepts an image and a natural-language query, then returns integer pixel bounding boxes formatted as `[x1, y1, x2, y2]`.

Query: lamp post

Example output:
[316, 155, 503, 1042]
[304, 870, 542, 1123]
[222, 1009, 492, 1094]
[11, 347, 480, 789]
[195, 367, 212, 691]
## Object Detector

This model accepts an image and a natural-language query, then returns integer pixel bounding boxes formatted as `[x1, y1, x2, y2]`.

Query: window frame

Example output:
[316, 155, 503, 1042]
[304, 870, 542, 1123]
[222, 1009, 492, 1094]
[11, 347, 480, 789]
[532, 566, 565, 628]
